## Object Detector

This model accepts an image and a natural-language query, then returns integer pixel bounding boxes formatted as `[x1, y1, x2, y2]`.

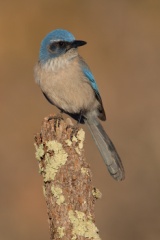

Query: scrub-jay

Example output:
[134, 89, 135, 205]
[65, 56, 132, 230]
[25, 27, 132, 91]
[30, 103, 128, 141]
[34, 29, 125, 181]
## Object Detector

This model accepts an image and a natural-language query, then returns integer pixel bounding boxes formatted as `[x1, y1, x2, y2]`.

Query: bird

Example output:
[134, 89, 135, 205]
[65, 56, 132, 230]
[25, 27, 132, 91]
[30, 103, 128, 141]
[34, 29, 125, 181]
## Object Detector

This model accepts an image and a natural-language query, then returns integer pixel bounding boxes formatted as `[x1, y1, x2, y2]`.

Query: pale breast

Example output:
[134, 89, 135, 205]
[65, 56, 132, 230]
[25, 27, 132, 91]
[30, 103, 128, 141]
[35, 57, 98, 114]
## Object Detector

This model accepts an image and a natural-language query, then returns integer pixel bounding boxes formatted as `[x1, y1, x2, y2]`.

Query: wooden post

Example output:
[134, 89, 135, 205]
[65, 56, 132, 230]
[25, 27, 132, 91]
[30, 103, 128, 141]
[34, 114, 102, 240]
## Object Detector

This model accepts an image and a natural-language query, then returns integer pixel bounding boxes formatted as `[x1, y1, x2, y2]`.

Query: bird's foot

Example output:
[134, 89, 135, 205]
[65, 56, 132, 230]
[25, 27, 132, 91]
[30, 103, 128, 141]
[46, 113, 63, 131]
[70, 125, 79, 140]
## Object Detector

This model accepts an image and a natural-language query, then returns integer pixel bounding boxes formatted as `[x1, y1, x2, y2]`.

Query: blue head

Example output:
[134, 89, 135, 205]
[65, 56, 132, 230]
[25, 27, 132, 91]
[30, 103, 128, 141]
[39, 29, 87, 63]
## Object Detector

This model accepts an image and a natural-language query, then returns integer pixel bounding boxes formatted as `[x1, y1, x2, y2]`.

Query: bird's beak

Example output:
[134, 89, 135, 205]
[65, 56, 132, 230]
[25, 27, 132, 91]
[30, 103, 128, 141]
[71, 40, 87, 48]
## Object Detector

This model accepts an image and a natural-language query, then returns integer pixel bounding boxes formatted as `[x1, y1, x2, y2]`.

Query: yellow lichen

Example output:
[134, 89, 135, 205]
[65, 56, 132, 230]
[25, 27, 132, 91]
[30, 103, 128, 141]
[72, 135, 78, 142]
[57, 227, 65, 238]
[76, 129, 85, 149]
[51, 185, 65, 205]
[75, 147, 81, 155]
[43, 141, 68, 182]
[81, 167, 89, 176]
[38, 164, 44, 174]
[92, 188, 102, 199]
[42, 185, 46, 198]
[34, 143, 44, 161]
[68, 210, 101, 240]
[65, 139, 72, 146]
[58, 195, 65, 205]
[64, 129, 85, 156]
[71, 236, 77, 240]
[73, 129, 85, 155]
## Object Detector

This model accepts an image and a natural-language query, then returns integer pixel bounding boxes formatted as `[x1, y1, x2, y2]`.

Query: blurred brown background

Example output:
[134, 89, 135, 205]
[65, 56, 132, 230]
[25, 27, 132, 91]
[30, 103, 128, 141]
[1, 0, 160, 239]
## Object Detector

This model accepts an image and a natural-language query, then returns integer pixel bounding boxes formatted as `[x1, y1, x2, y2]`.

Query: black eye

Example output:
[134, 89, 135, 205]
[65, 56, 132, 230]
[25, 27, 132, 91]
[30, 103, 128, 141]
[58, 41, 65, 47]
[48, 41, 67, 53]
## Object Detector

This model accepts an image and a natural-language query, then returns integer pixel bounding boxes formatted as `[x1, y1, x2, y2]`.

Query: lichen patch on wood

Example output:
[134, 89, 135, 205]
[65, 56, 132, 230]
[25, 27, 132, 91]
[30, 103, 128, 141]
[34, 114, 102, 240]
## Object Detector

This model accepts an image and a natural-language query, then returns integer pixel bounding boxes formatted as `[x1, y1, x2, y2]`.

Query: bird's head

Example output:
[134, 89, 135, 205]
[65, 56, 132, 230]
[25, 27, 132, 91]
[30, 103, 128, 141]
[39, 29, 87, 63]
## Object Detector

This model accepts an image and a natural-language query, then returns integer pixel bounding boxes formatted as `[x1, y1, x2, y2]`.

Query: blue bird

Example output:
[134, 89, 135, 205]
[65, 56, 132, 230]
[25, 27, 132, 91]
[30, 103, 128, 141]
[34, 29, 125, 181]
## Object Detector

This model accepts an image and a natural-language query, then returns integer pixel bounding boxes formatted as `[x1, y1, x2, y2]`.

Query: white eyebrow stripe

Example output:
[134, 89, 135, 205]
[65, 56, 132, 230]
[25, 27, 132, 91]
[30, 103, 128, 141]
[50, 39, 63, 43]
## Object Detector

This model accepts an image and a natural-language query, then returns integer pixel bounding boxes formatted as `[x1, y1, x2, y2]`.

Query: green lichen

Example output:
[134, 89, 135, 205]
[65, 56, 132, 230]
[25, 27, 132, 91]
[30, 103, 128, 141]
[51, 185, 65, 205]
[92, 188, 102, 199]
[68, 210, 101, 240]
[34, 143, 44, 161]
[44, 140, 68, 182]
[57, 227, 65, 238]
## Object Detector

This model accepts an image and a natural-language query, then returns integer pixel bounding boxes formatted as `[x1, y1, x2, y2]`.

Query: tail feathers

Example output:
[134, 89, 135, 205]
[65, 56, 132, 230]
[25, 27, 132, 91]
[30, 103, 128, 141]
[86, 117, 125, 181]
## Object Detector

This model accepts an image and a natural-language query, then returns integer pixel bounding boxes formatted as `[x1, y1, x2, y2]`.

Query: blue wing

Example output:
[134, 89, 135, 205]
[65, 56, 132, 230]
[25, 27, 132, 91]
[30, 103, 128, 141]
[83, 68, 99, 93]
[79, 58, 102, 104]
[79, 57, 106, 121]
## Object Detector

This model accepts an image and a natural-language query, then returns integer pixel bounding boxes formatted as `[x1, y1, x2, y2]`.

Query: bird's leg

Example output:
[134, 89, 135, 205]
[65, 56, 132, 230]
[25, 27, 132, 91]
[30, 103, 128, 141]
[70, 111, 83, 139]
[77, 110, 83, 124]
[59, 109, 64, 118]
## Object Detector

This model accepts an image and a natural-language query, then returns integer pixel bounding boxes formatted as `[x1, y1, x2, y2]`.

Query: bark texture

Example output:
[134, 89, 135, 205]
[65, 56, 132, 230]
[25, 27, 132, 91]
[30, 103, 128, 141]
[34, 114, 102, 240]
